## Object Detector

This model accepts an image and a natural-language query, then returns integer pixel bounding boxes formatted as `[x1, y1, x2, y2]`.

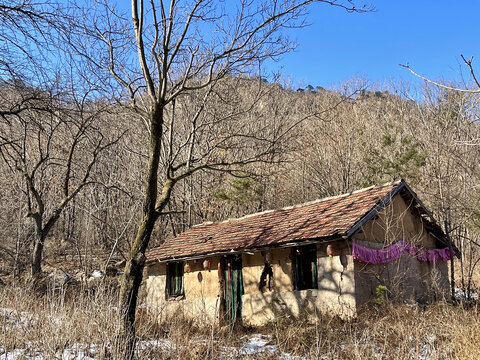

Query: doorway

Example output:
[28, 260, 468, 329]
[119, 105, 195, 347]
[223, 255, 244, 323]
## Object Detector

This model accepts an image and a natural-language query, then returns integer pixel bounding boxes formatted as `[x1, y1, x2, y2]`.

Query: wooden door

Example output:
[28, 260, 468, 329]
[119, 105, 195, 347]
[224, 256, 244, 323]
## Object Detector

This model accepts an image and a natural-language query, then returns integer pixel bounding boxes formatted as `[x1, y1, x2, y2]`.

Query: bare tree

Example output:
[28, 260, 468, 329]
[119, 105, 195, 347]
[67, 0, 371, 354]
[0, 81, 122, 276]
[0, 1, 127, 277]
[0, 1, 61, 84]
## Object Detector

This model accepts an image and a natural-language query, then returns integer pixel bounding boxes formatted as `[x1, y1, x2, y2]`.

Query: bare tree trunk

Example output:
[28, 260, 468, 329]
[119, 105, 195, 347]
[116, 222, 151, 357]
[116, 188, 171, 357]
[88, 0, 371, 356]
[444, 220, 455, 300]
[31, 233, 45, 277]
[116, 108, 173, 357]
[30, 208, 66, 277]
[31, 216, 44, 277]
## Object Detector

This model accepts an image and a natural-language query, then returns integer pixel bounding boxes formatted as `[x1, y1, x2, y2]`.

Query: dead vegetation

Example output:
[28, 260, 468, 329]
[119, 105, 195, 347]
[1, 284, 479, 359]
[1, 1, 479, 358]
[267, 302, 480, 359]
[1, 79, 479, 358]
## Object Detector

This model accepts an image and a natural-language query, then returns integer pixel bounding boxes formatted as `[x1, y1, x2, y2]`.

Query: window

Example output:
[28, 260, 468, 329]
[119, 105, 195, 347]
[166, 262, 184, 298]
[292, 245, 318, 290]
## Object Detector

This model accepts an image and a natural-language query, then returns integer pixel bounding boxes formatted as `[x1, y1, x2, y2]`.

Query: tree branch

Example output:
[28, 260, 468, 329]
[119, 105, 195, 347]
[400, 62, 480, 93]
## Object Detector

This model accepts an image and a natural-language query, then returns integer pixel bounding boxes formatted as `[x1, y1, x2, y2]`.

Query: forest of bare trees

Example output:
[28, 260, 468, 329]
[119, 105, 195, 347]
[2, 77, 479, 293]
[1, 0, 480, 358]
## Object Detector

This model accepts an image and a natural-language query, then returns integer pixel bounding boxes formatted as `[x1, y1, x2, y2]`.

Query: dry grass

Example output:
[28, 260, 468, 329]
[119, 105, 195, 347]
[1, 284, 479, 359]
[0, 284, 119, 358]
[266, 302, 480, 359]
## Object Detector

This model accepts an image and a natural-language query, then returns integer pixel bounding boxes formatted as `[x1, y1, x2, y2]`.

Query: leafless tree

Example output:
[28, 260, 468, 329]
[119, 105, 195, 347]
[0, 1, 127, 277]
[0, 81, 123, 276]
[0, 1, 61, 84]
[67, 0, 371, 354]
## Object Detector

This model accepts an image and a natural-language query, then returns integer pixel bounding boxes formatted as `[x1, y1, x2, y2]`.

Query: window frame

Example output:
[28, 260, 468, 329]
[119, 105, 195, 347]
[166, 261, 185, 299]
[292, 244, 318, 291]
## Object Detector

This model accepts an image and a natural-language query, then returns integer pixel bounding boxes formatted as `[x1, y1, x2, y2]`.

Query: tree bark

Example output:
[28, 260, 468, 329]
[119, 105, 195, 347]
[31, 233, 45, 277]
[30, 208, 67, 277]
[116, 182, 172, 358]
[116, 106, 172, 358]
[31, 215, 44, 277]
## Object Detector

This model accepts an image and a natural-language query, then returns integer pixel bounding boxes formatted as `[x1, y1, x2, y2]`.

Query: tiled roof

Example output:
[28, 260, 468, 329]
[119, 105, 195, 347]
[146, 181, 403, 262]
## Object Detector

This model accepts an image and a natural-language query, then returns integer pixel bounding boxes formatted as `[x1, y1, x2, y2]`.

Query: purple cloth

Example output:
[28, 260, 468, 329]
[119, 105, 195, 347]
[352, 241, 453, 264]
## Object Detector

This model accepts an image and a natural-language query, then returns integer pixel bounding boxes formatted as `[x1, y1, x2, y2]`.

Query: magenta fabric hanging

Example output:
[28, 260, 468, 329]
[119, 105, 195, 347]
[352, 241, 453, 264]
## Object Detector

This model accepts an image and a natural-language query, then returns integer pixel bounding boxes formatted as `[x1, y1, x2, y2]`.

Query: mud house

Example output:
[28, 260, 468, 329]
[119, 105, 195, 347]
[144, 180, 453, 326]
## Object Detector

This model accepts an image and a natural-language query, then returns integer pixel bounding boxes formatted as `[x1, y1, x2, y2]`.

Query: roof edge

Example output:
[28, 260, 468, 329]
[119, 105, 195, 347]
[345, 179, 406, 238]
[345, 179, 449, 245]
[146, 235, 343, 264]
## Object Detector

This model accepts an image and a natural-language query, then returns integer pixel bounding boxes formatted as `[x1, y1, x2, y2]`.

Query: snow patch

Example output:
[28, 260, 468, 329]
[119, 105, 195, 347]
[454, 287, 478, 301]
[91, 270, 104, 278]
[0, 343, 97, 360]
[0, 307, 37, 330]
[226, 334, 303, 359]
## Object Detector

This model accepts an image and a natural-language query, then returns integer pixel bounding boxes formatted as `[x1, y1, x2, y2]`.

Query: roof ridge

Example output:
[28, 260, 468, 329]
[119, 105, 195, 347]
[191, 180, 402, 228]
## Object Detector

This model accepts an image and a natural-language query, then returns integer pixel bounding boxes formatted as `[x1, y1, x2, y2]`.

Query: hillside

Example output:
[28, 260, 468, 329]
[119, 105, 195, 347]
[1, 78, 479, 292]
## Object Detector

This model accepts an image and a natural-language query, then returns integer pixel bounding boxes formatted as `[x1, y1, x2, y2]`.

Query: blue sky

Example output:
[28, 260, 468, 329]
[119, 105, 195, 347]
[110, 0, 479, 90]
[272, 0, 480, 89]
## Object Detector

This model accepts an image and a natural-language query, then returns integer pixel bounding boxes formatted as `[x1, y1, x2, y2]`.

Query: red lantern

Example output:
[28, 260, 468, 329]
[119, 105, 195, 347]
[203, 259, 211, 271]
[184, 263, 191, 273]
[326, 244, 335, 257]
[218, 262, 222, 279]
